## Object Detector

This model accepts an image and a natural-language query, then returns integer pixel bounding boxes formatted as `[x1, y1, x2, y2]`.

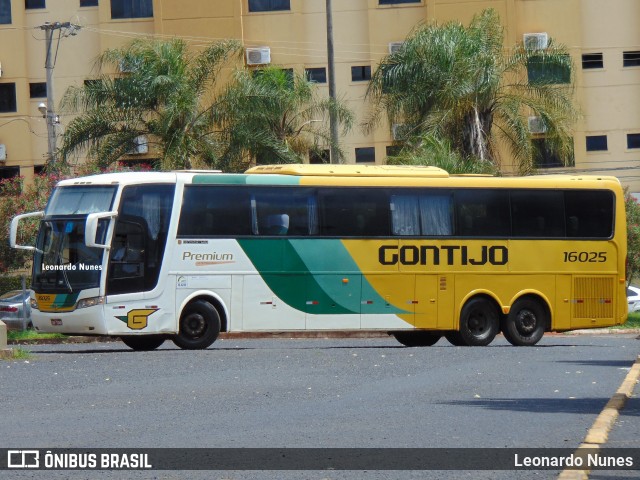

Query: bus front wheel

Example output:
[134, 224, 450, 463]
[121, 335, 166, 351]
[501, 297, 546, 346]
[392, 331, 442, 347]
[457, 297, 500, 346]
[173, 300, 221, 350]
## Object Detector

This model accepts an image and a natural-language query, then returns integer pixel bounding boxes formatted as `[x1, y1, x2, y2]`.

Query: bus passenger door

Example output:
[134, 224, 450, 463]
[108, 216, 147, 295]
[361, 274, 416, 329]
[414, 275, 439, 329]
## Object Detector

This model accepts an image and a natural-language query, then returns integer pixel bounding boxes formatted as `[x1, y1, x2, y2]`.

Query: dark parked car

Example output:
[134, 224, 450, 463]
[0, 290, 32, 330]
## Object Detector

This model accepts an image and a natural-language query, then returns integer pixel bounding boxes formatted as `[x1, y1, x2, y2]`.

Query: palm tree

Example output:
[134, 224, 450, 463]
[366, 8, 579, 174]
[59, 38, 241, 170]
[217, 67, 354, 171]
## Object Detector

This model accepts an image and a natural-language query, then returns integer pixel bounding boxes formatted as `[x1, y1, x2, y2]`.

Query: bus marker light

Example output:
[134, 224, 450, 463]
[306, 301, 319, 305]
[342, 278, 349, 284]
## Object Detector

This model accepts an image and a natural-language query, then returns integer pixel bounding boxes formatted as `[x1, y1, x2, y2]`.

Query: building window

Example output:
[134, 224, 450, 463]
[248, 0, 290, 12]
[623, 51, 640, 67]
[628, 133, 640, 149]
[355, 147, 375, 163]
[533, 138, 571, 168]
[0, 83, 17, 113]
[582, 53, 603, 69]
[80, 0, 99, 6]
[305, 68, 327, 84]
[309, 149, 329, 164]
[527, 54, 571, 84]
[386, 145, 401, 157]
[25, 0, 46, 8]
[351, 66, 371, 82]
[0, 0, 11, 23]
[586, 135, 607, 152]
[111, 0, 153, 19]
[34, 165, 46, 175]
[379, 0, 421, 4]
[29, 82, 47, 98]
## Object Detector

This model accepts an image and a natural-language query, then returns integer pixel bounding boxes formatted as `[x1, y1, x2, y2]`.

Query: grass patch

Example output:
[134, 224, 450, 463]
[0, 347, 32, 360]
[7, 329, 66, 342]
[612, 312, 640, 329]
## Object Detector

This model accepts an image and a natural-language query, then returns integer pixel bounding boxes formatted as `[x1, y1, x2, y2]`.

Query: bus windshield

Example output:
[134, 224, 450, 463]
[46, 185, 116, 215]
[32, 218, 107, 293]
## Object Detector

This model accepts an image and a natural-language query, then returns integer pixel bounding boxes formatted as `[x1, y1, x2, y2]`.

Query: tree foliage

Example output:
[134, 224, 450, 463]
[386, 135, 498, 175]
[59, 38, 242, 170]
[366, 8, 579, 174]
[216, 67, 354, 171]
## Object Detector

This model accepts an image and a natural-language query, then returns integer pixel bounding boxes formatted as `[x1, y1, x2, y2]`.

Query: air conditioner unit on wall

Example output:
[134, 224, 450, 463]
[0, 144, 6, 161]
[388, 42, 404, 54]
[391, 124, 408, 141]
[129, 135, 148, 155]
[528, 116, 547, 134]
[246, 47, 271, 66]
[523, 33, 549, 51]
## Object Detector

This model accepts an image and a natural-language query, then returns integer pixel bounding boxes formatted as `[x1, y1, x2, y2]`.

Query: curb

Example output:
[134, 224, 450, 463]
[557, 355, 640, 480]
[9, 331, 393, 345]
[8, 329, 640, 346]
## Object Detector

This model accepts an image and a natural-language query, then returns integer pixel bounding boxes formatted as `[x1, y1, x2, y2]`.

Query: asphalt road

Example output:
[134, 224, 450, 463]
[1, 334, 638, 480]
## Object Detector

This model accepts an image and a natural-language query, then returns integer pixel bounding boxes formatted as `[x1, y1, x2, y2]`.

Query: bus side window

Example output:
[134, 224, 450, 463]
[251, 188, 313, 236]
[265, 214, 289, 235]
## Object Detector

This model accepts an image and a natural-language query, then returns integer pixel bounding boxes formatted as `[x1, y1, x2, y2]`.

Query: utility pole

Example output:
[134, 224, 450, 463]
[325, 0, 340, 164]
[38, 22, 81, 173]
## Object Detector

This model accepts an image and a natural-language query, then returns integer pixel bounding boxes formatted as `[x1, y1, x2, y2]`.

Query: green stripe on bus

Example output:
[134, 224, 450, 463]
[237, 239, 407, 315]
[192, 174, 301, 185]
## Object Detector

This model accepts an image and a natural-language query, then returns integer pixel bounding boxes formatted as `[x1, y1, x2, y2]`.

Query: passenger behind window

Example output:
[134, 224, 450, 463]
[265, 214, 289, 235]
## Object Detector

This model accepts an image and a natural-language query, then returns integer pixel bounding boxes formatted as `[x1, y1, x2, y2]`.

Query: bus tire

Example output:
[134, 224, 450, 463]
[121, 335, 166, 351]
[173, 300, 221, 350]
[457, 297, 499, 346]
[392, 331, 442, 347]
[502, 297, 546, 346]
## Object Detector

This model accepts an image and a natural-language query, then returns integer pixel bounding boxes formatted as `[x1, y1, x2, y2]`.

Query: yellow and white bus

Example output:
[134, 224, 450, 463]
[11, 164, 627, 350]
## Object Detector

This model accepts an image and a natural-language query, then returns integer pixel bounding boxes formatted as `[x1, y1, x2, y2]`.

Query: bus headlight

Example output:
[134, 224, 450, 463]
[76, 296, 105, 309]
[30, 298, 39, 310]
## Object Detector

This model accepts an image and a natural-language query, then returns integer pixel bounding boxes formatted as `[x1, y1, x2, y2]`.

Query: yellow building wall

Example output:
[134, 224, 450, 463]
[1, 0, 640, 191]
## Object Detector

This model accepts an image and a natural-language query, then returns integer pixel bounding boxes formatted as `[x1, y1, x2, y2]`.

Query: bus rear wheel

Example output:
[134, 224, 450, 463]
[392, 331, 442, 347]
[173, 300, 221, 350]
[501, 297, 546, 346]
[457, 297, 499, 346]
[121, 335, 166, 351]
[444, 332, 467, 346]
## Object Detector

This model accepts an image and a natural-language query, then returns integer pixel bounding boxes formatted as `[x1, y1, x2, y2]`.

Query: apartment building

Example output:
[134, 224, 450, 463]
[0, 0, 639, 191]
